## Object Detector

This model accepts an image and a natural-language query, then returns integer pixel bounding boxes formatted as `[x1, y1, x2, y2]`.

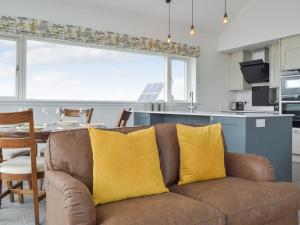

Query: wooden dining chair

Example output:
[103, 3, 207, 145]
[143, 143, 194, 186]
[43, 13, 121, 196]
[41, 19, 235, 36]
[116, 108, 132, 128]
[0, 109, 46, 225]
[60, 108, 94, 123]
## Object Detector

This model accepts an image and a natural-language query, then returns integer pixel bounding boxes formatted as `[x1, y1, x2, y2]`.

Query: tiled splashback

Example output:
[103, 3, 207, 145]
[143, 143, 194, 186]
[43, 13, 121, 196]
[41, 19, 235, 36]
[234, 90, 275, 111]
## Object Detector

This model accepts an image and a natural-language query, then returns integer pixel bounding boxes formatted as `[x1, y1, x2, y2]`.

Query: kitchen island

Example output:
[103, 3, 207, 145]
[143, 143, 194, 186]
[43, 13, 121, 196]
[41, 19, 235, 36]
[134, 111, 293, 182]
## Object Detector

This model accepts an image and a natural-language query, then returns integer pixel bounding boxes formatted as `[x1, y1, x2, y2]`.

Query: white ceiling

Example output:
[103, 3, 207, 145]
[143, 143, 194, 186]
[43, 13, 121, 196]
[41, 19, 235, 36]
[50, 0, 250, 33]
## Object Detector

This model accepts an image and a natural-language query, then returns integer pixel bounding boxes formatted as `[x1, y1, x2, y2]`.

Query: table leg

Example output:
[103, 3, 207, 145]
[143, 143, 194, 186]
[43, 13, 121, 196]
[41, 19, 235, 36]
[0, 147, 2, 163]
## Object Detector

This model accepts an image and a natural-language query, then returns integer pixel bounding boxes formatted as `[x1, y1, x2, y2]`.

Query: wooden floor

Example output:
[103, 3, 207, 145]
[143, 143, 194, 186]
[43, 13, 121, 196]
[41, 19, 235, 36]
[1, 162, 300, 225]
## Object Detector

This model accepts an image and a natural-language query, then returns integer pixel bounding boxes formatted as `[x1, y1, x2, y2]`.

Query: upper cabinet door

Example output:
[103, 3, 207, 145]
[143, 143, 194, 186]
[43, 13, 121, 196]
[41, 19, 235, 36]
[229, 51, 251, 91]
[281, 35, 300, 71]
[269, 43, 280, 88]
[229, 52, 242, 90]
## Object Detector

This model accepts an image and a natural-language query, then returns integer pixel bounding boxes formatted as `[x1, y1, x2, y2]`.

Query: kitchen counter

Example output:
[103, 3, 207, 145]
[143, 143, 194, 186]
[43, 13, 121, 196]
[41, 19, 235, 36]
[133, 110, 293, 182]
[134, 110, 293, 118]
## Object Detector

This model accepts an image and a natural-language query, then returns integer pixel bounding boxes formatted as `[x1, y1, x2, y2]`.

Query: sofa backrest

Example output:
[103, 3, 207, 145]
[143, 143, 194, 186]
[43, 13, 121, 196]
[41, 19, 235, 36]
[46, 128, 93, 190]
[45, 123, 227, 191]
[154, 123, 227, 186]
[45, 126, 148, 191]
[154, 124, 180, 186]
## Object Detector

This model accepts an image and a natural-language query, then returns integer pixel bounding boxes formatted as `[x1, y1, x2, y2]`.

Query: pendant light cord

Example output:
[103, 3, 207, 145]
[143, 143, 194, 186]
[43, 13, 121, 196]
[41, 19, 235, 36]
[225, 0, 227, 13]
[192, 0, 194, 26]
[168, 2, 171, 35]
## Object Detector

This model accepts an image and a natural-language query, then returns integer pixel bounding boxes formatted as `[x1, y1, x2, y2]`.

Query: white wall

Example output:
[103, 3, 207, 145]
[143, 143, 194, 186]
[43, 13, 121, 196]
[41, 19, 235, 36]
[218, 0, 300, 52]
[197, 33, 233, 111]
[0, 0, 233, 126]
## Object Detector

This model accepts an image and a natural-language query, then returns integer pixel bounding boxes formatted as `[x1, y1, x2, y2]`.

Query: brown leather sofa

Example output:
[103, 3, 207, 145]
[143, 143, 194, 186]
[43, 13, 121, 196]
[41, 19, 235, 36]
[45, 124, 300, 225]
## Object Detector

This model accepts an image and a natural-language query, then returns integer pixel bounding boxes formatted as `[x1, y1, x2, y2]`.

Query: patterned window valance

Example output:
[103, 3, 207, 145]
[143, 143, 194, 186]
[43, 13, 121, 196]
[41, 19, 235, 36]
[0, 16, 200, 58]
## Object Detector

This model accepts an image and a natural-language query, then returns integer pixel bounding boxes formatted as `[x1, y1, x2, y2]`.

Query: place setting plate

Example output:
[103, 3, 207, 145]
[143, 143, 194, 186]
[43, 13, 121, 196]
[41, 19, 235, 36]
[59, 120, 79, 127]
[15, 124, 46, 132]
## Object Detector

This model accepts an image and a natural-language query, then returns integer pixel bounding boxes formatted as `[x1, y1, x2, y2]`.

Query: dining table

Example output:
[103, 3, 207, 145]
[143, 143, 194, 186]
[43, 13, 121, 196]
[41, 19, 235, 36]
[0, 122, 104, 161]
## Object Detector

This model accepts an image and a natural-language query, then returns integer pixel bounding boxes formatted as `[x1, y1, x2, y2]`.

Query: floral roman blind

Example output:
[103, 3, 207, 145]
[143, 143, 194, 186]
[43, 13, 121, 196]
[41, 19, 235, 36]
[0, 16, 200, 57]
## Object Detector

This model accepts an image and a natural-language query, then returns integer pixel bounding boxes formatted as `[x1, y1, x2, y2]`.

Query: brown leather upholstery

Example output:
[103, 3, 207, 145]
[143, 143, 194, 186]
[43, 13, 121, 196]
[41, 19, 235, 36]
[96, 192, 224, 225]
[45, 124, 223, 188]
[264, 213, 298, 225]
[225, 152, 275, 182]
[154, 124, 180, 186]
[45, 123, 300, 225]
[154, 123, 228, 186]
[46, 126, 148, 192]
[170, 177, 300, 225]
[46, 128, 93, 190]
[46, 170, 96, 225]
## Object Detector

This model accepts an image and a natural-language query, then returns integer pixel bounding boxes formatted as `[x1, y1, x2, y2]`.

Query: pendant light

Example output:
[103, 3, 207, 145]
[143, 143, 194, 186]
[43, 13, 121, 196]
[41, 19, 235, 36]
[166, 0, 171, 43]
[223, 0, 228, 24]
[190, 0, 195, 35]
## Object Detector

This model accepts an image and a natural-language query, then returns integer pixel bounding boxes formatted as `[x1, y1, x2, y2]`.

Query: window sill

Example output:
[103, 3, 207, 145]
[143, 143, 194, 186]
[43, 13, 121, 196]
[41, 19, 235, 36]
[0, 99, 192, 106]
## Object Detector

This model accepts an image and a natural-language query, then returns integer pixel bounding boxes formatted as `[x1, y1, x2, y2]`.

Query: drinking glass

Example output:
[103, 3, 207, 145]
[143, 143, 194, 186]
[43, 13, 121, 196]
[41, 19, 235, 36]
[56, 108, 62, 123]
[79, 109, 85, 125]
[41, 108, 49, 126]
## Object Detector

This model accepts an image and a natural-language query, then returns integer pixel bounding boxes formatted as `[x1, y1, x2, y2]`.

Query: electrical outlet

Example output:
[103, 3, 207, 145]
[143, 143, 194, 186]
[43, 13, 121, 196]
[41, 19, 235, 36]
[256, 119, 266, 128]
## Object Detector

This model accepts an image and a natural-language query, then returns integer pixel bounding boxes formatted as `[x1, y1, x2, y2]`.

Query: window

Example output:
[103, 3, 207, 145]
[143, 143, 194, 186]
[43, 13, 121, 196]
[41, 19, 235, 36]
[170, 59, 187, 101]
[0, 37, 192, 102]
[26, 40, 165, 101]
[0, 38, 17, 97]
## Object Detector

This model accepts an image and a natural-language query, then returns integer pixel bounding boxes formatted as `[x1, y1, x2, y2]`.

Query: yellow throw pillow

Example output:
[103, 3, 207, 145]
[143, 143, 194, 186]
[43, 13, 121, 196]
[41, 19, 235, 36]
[89, 127, 168, 205]
[177, 123, 226, 185]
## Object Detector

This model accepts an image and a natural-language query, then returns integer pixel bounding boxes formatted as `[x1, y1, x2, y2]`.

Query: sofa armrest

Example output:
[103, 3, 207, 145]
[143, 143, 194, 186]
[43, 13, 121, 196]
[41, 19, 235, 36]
[225, 152, 275, 182]
[46, 170, 96, 225]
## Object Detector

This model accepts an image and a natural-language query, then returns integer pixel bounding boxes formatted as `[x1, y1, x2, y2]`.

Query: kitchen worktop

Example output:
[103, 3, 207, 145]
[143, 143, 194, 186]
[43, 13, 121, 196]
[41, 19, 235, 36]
[134, 110, 293, 118]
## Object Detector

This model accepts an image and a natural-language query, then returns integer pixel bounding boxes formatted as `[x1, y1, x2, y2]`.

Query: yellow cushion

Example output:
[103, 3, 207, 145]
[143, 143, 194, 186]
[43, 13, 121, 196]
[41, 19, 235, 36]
[89, 127, 168, 205]
[177, 123, 226, 185]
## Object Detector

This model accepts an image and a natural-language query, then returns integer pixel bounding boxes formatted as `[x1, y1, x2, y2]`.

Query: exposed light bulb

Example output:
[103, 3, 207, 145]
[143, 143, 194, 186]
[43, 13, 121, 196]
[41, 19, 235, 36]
[223, 13, 228, 24]
[190, 25, 195, 35]
[167, 34, 171, 43]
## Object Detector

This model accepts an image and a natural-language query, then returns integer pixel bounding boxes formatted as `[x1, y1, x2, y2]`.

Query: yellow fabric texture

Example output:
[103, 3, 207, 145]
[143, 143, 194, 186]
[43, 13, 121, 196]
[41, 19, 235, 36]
[88, 127, 168, 205]
[177, 123, 226, 185]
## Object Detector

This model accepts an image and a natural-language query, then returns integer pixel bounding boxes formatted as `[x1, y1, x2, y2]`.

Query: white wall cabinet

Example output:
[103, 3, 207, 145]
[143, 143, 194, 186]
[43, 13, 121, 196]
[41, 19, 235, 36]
[281, 35, 300, 71]
[293, 128, 300, 155]
[229, 51, 252, 91]
[269, 43, 280, 88]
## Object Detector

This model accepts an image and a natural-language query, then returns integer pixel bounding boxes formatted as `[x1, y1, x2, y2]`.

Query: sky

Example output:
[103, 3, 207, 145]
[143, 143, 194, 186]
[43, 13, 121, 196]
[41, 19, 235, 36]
[0, 39, 185, 101]
[0, 39, 16, 97]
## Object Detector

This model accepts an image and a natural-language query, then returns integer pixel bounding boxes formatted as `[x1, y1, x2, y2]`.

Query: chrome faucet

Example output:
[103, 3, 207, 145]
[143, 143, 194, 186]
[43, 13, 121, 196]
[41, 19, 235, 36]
[188, 91, 196, 112]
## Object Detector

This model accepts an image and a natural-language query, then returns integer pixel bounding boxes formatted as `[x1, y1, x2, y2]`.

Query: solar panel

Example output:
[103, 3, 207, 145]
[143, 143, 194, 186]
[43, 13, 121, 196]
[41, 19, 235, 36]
[137, 82, 164, 102]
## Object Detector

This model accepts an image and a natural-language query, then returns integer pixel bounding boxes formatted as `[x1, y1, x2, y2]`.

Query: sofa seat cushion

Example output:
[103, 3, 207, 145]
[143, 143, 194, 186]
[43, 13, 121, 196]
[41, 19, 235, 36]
[96, 192, 225, 225]
[170, 177, 300, 225]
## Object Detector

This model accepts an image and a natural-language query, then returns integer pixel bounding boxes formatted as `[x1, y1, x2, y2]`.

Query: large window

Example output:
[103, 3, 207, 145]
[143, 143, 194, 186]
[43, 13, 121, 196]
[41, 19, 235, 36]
[0, 38, 17, 97]
[26, 40, 165, 101]
[0, 36, 192, 102]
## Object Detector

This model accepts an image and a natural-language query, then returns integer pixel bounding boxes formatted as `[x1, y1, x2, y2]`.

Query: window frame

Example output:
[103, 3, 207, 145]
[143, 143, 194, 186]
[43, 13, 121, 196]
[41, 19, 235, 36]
[0, 35, 193, 103]
[0, 35, 21, 100]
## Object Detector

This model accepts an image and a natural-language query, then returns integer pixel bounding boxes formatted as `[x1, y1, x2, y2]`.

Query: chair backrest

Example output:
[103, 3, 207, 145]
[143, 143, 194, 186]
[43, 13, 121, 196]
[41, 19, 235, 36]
[61, 108, 94, 123]
[0, 109, 37, 173]
[116, 108, 132, 128]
